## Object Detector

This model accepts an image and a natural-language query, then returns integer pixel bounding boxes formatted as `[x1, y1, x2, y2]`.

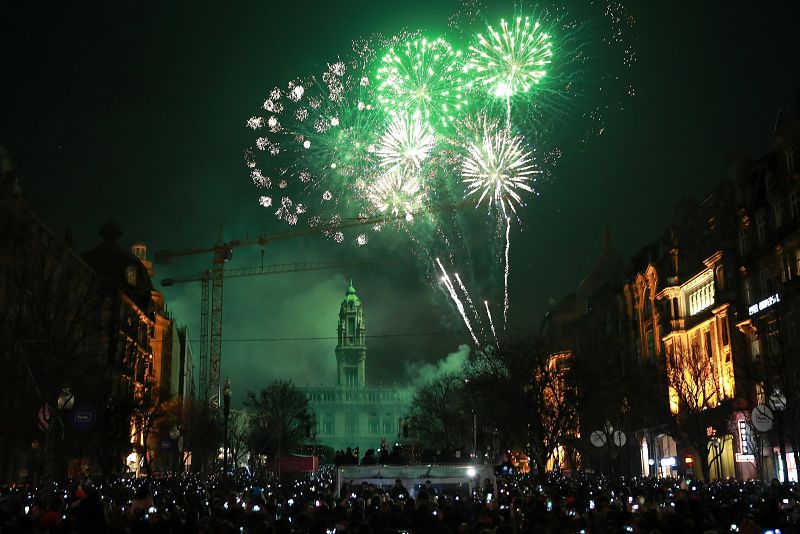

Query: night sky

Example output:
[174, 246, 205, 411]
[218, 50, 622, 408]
[2, 1, 799, 402]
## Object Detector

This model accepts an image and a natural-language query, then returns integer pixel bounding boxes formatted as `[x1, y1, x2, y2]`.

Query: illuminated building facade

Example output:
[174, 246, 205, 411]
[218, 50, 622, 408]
[733, 120, 800, 481]
[83, 230, 192, 472]
[305, 281, 413, 457]
[544, 116, 800, 481]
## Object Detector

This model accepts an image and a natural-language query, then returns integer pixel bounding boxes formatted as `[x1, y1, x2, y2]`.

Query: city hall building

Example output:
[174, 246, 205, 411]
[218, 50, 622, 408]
[305, 281, 413, 456]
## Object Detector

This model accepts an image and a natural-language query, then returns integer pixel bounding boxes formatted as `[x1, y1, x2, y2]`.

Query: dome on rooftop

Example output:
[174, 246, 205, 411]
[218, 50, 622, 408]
[342, 279, 361, 307]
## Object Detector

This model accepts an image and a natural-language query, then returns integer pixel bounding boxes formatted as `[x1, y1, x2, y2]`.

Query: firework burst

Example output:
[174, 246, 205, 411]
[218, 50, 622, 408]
[461, 127, 538, 214]
[376, 113, 436, 176]
[469, 16, 553, 99]
[376, 37, 470, 129]
[367, 167, 427, 220]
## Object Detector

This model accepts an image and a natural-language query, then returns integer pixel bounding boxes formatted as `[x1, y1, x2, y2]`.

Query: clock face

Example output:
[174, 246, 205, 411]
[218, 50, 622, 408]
[125, 265, 137, 286]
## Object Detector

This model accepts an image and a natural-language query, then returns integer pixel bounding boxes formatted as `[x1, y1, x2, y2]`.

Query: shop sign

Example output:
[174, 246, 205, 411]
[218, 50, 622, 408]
[749, 293, 780, 316]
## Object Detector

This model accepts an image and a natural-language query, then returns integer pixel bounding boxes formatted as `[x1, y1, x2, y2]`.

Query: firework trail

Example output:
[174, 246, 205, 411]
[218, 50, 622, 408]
[455, 272, 483, 338]
[436, 258, 479, 345]
[484, 300, 497, 342]
[504, 216, 510, 326]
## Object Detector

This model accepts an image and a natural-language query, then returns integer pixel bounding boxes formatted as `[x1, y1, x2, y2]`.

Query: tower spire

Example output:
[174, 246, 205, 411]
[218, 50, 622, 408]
[336, 279, 366, 388]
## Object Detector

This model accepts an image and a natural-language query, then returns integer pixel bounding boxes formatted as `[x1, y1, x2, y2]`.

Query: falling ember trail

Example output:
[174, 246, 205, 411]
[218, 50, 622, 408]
[504, 216, 510, 327]
[485, 300, 497, 341]
[436, 258, 480, 346]
[455, 272, 482, 337]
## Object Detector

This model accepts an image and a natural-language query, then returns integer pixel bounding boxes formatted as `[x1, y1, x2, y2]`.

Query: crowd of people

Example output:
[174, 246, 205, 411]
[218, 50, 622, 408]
[333, 446, 406, 466]
[1, 467, 800, 533]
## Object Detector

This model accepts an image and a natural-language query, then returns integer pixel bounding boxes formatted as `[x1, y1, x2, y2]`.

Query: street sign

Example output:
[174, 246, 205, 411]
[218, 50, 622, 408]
[590, 430, 607, 447]
[752, 404, 774, 432]
[769, 391, 787, 411]
[71, 404, 95, 431]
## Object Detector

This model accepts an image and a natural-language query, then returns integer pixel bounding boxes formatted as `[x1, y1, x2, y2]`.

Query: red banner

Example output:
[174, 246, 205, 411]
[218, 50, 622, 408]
[266, 456, 318, 473]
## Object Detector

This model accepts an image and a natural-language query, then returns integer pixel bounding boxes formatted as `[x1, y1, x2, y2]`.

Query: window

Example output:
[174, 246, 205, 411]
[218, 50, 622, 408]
[324, 415, 335, 435]
[688, 280, 715, 315]
[788, 145, 796, 173]
[345, 417, 358, 435]
[739, 226, 751, 255]
[791, 190, 800, 219]
[760, 266, 776, 297]
[646, 329, 655, 359]
[767, 320, 781, 356]
[347, 317, 356, 343]
[750, 333, 760, 360]
[345, 367, 358, 388]
[721, 316, 729, 346]
[744, 277, 753, 304]
[704, 329, 713, 359]
[755, 382, 765, 404]
[775, 202, 784, 229]
[795, 249, 800, 278]
[756, 212, 767, 245]
[369, 418, 379, 435]
[383, 415, 394, 435]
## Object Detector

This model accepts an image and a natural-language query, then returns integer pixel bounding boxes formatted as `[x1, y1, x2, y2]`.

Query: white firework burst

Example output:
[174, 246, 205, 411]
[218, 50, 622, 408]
[367, 167, 426, 220]
[461, 128, 538, 213]
[376, 114, 435, 175]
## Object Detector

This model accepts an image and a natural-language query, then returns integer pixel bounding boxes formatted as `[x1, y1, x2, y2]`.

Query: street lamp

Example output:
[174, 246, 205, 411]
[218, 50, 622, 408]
[170, 426, 181, 473]
[57, 388, 75, 411]
[223, 377, 231, 475]
[771, 389, 788, 482]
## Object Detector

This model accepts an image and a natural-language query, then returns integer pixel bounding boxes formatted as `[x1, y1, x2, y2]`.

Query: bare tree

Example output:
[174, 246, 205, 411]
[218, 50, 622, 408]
[244, 380, 311, 460]
[666, 344, 733, 481]
[181, 399, 223, 473]
[0, 193, 108, 483]
[464, 339, 579, 477]
[406, 373, 467, 452]
[227, 410, 249, 469]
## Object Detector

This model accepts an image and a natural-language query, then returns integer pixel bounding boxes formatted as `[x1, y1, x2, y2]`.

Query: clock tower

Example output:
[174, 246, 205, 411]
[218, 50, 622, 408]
[336, 280, 366, 388]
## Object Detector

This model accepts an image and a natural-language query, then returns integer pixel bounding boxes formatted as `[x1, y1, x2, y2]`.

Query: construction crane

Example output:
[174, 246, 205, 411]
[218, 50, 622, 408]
[162, 260, 370, 405]
[154, 201, 469, 406]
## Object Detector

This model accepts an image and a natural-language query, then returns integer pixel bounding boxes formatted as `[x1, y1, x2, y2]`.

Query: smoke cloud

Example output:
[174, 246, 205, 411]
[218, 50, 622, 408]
[406, 344, 470, 386]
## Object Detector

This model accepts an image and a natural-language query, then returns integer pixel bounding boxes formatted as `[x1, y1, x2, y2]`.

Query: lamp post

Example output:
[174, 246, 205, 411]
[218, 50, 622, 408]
[771, 390, 788, 482]
[223, 378, 231, 475]
[170, 426, 181, 473]
[44, 387, 75, 483]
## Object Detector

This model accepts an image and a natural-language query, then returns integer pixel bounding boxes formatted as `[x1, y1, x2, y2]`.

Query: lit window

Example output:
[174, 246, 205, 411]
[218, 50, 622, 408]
[744, 277, 753, 304]
[688, 280, 715, 316]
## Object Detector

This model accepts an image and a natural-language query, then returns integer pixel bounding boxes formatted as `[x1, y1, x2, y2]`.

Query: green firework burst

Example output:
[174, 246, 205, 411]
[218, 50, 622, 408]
[468, 16, 553, 99]
[376, 37, 470, 129]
